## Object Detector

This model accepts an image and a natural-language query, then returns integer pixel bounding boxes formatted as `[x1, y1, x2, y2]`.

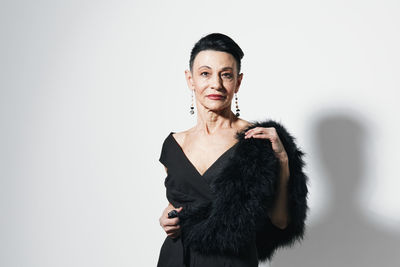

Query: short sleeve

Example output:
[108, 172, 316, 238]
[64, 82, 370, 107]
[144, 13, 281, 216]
[159, 135, 169, 167]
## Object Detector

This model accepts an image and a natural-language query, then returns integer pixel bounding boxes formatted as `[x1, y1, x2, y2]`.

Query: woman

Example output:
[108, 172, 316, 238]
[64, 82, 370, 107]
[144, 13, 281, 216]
[157, 33, 308, 267]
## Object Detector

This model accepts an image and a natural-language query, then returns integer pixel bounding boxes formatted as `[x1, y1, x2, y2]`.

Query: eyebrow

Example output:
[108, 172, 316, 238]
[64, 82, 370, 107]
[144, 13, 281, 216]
[198, 65, 234, 71]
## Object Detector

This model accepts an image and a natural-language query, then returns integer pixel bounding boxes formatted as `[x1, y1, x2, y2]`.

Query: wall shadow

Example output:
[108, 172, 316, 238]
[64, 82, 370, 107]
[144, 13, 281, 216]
[269, 113, 400, 267]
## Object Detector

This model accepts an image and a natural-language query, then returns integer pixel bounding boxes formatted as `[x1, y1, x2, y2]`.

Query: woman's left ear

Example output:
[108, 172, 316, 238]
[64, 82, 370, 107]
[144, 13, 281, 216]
[236, 73, 243, 90]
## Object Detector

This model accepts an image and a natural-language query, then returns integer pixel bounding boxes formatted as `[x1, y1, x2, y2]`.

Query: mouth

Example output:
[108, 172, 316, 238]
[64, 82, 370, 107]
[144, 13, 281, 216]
[207, 94, 226, 100]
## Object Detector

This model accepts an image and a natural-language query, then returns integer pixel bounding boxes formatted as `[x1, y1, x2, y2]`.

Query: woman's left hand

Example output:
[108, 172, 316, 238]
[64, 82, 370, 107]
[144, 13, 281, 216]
[246, 127, 290, 226]
[244, 127, 289, 165]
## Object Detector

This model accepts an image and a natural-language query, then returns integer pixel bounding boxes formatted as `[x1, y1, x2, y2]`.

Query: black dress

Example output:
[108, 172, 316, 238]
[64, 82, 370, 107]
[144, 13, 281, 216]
[157, 132, 259, 267]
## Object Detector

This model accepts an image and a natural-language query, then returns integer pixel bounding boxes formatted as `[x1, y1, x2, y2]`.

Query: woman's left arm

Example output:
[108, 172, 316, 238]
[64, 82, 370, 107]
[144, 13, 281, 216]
[245, 127, 291, 229]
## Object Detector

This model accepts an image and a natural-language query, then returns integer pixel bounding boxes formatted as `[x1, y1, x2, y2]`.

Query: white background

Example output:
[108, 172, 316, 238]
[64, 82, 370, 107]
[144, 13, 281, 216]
[1, 0, 399, 266]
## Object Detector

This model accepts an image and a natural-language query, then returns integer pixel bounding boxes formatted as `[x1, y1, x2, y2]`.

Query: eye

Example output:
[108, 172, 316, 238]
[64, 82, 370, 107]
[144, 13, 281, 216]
[200, 71, 209, 76]
[222, 73, 233, 78]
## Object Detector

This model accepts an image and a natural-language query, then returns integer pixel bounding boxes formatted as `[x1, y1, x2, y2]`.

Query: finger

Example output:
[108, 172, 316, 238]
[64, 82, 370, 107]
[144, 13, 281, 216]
[169, 207, 183, 214]
[160, 217, 178, 227]
[163, 207, 182, 221]
[250, 133, 269, 139]
[162, 208, 172, 217]
[165, 225, 180, 233]
[167, 228, 180, 235]
[247, 127, 275, 133]
[245, 127, 270, 138]
[256, 127, 276, 135]
[252, 130, 276, 141]
[169, 217, 180, 224]
[163, 217, 180, 226]
[245, 128, 255, 135]
[245, 128, 255, 138]
[246, 130, 267, 139]
[164, 206, 182, 217]
[252, 134, 286, 155]
[245, 127, 261, 135]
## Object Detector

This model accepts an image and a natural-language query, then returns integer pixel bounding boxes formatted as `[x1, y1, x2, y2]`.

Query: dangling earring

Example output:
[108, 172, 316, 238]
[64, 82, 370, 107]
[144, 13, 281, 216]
[235, 92, 240, 117]
[190, 89, 195, 115]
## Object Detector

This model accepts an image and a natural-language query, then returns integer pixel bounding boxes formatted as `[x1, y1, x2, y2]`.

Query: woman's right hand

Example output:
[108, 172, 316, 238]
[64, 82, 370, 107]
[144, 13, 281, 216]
[159, 203, 183, 239]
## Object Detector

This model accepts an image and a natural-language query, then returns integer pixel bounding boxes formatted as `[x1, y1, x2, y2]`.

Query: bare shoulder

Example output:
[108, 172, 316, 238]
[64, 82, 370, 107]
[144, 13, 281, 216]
[236, 118, 254, 132]
[171, 129, 191, 146]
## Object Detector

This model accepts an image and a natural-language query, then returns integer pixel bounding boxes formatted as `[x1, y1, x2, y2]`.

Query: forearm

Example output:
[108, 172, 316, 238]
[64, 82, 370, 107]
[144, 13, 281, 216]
[268, 158, 290, 229]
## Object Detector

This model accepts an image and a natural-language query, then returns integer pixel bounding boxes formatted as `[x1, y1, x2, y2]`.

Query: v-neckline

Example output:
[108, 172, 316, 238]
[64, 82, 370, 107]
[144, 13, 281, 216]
[169, 132, 239, 178]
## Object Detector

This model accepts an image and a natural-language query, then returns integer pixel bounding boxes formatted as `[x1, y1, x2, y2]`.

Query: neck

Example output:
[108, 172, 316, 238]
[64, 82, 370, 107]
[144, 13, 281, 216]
[195, 105, 237, 135]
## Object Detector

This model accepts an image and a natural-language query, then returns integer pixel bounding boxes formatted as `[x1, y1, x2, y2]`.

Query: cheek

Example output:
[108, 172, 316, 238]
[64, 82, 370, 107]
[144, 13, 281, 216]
[223, 80, 236, 89]
[193, 80, 208, 91]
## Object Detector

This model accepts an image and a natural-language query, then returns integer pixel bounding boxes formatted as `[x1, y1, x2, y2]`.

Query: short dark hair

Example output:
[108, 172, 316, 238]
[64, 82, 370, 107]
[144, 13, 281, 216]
[189, 33, 244, 74]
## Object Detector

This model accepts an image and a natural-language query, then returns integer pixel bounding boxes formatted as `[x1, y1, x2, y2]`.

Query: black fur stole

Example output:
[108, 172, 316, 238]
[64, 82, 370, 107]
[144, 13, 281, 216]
[177, 119, 309, 263]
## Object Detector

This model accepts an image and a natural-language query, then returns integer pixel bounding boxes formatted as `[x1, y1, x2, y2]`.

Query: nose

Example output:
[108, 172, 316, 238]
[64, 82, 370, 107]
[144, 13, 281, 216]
[210, 73, 223, 90]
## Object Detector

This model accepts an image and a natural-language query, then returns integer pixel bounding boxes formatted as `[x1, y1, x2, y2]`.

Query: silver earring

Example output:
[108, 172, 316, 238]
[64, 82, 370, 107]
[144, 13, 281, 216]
[235, 92, 240, 117]
[190, 89, 195, 115]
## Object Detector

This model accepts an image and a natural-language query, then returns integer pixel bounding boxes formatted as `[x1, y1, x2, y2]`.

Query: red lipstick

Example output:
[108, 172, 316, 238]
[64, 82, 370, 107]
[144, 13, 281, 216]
[207, 94, 225, 100]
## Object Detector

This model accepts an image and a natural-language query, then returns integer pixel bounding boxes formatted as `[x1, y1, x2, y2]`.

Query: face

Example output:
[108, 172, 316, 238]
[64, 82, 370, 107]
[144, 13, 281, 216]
[185, 50, 243, 113]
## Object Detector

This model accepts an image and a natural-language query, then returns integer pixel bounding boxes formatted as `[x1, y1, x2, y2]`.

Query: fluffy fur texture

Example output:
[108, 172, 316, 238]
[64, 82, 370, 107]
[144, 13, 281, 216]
[178, 119, 309, 263]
